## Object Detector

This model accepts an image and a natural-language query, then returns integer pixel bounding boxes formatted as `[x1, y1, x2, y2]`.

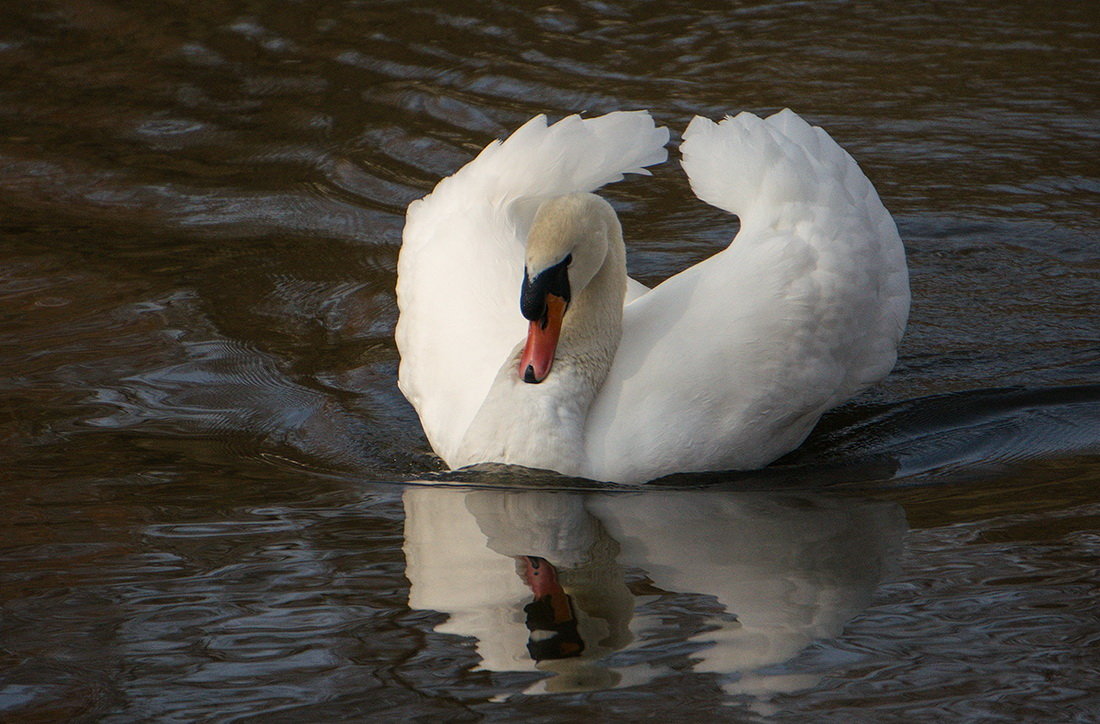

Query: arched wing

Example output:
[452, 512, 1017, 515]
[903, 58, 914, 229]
[584, 110, 910, 482]
[396, 113, 669, 463]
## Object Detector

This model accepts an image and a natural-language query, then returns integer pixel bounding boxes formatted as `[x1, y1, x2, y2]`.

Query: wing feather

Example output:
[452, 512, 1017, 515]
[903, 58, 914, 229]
[584, 110, 909, 482]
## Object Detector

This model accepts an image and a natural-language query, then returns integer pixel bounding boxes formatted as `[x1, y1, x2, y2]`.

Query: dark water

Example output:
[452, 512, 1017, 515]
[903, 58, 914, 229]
[2, 1, 1098, 720]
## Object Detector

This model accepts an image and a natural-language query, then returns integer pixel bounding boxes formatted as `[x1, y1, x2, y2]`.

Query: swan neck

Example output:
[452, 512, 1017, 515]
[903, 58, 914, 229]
[454, 205, 626, 478]
[559, 219, 626, 373]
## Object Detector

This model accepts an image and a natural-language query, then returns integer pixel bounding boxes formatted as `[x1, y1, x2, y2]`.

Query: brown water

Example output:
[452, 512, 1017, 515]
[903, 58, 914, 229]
[2, 1, 1099, 720]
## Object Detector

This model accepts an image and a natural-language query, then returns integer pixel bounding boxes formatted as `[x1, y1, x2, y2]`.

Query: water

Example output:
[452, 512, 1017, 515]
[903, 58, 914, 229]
[2, 0, 1098, 720]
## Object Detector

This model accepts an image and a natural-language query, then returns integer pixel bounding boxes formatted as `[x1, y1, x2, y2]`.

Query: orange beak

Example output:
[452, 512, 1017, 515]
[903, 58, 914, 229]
[518, 293, 566, 383]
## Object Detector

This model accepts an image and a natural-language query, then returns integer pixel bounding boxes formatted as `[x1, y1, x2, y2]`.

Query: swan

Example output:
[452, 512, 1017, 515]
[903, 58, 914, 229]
[396, 109, 909, 484]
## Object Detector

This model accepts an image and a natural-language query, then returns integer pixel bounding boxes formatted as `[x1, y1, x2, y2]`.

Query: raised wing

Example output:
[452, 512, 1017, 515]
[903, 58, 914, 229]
[584, 110, 910, 482]
[397, 112, 669, 463]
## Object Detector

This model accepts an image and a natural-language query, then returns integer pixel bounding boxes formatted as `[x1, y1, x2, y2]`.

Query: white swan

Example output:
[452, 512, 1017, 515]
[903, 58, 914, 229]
[396, 109, 909, 484]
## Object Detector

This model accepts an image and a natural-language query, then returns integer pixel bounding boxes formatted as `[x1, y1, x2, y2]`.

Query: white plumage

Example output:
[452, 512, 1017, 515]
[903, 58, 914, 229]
[395, 109, 909, 483]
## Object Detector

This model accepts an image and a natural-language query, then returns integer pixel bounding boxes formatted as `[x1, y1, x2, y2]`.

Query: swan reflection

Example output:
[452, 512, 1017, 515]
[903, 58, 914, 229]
[403, 487, 905, 697]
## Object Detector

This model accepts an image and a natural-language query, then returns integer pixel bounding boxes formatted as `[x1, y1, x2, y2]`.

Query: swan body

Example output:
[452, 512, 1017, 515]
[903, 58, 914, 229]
[396, 109, 909, 483]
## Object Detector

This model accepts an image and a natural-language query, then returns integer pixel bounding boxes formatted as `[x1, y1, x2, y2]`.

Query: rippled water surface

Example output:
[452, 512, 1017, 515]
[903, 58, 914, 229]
[2, 1, 1098, 720]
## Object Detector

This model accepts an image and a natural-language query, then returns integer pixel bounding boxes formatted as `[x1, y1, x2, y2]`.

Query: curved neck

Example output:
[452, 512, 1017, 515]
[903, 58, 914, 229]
[454, 221, 626, 478]
[557, 224, 626, 396]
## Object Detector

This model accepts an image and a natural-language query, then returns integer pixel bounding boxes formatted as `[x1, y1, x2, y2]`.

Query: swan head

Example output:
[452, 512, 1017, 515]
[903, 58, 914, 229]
[518, 193, 621, 384]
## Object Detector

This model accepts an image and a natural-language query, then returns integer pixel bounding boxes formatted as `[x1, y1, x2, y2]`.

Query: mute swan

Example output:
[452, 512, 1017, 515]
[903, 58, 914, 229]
[396, 109, 909, 484]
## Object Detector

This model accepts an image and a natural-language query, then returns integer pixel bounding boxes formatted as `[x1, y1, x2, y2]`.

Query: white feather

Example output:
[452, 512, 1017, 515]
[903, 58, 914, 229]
[583, 110, 909, 481]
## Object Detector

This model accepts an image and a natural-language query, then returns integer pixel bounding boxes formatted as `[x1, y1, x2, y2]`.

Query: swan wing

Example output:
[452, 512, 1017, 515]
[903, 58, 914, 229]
[584, 110, 910, 482]
[397, 112, 668, 463]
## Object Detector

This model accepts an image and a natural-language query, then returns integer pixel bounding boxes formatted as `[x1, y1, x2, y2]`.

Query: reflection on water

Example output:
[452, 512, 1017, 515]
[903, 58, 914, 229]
[404, 487, 905, 698]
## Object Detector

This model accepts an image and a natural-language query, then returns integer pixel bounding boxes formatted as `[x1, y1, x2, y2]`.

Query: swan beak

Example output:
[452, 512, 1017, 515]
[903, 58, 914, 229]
[519, 255, 571, 383]
[519, 556, 584, 660]
[519, 293, 566, 383]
